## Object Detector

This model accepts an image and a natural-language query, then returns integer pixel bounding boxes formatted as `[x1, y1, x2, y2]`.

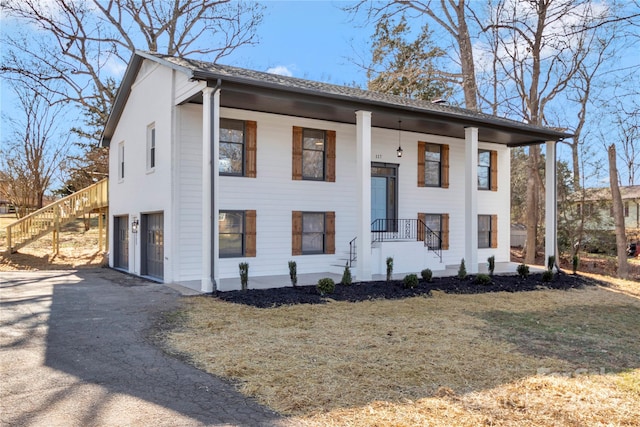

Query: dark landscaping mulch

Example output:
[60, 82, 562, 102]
[212, 273, 600, 308]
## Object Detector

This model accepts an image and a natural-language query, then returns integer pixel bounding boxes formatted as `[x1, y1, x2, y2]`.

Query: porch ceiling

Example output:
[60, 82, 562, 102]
[184, 81, 563, 147]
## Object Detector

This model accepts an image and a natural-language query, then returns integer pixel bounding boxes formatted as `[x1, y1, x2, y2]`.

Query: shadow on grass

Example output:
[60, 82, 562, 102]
[481, 304, 640, 371]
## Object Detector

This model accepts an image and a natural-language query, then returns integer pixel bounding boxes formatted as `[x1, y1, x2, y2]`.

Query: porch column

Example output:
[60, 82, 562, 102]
[201, 86, 220, 292]
[355, 110, 372, 280]
[545, 140, 557, 264]
[465, 127, 479, 274]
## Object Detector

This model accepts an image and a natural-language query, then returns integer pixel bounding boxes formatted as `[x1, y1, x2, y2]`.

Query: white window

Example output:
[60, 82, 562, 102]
[147, 124, 156, 171]
[118, 142, 125, 181]
[302, 212, 326, 254]
[302, 129, 326, 180]
[478, 150, 491, 190]
[219, 119, 244, 175]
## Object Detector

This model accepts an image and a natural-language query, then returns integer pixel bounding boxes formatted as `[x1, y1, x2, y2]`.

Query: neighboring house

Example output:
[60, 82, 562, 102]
[101, 51, 568, 292]
[0, 176, 12, 214]
[572, 186, 640, 234]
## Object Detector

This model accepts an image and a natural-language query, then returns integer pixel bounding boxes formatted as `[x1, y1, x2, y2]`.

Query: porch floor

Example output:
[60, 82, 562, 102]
[171, 262, 546, 294]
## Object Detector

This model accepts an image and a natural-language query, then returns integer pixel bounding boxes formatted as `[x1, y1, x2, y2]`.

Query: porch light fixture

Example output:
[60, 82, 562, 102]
[396, 120, 403, 158]
[131, 218, 139, 233]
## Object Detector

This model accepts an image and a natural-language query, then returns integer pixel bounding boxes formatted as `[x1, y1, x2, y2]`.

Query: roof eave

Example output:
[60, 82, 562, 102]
[100, 51, 195, 147]
[190, 69, 571, 142]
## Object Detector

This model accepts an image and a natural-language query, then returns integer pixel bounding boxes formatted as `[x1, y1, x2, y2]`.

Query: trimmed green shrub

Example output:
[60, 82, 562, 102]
[386, 257, 394, 281]
[547, 255, 556, 271]
[572, 255, 580, 275]
[403, 274, 419, 289]
[288, 260, 297, 287]
[239, 262, 249, 290]
[457, 259, 467, 280]
[341, 263, 352, 285]
[542, 270, 554, 282]
[487, 255, 495, 276]
[317, 278, 335, 295]
[474, 273, 492, 285]
[421, 268, 433, 282]
[516, 263, 529, 279]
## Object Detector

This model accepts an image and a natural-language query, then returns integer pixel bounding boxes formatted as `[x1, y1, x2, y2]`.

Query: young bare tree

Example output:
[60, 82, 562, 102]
[612, 103, 640, 186]
[0, 84, 71, 217]
[608, 144, 629, 278]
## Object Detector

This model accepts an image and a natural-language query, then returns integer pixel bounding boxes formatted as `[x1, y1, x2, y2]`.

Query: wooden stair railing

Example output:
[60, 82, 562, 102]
[6, 179, 108, 253]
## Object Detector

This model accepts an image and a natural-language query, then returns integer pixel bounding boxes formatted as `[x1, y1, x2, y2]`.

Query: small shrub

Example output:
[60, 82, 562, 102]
[316, 278, 335, 295]
[516, 263, 529, 279]
[572, 254, 580, 275]
[421, 268, 433, 282]
[288, 260, 297, 287]
[341, 263, 352, 285]
[386, 257, 394, 281]
[474, 273, 492, 285]
[547, 255, 556, 271]
[542, 269, 554, 282]
[403, 274, 419, 289]
[239, 262, 249, 290]
[457, 258, 467, 280]
[487, 255, 495, 276]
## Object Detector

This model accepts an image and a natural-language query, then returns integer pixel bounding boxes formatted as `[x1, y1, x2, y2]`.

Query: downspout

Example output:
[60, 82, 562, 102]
[554, 140, 560, 271]
[210, 78, 222, 289]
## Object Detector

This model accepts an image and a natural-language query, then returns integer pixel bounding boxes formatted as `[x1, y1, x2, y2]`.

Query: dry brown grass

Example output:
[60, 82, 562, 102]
[163, 280, 640, 426]
[0, 215, 106, 271]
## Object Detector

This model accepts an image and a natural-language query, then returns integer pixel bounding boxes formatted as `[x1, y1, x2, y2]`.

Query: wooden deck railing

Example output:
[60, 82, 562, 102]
[6, 179, 108, 253]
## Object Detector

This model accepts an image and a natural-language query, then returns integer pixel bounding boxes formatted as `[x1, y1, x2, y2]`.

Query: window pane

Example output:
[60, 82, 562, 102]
[425, 162, 440, 186]
[478, 166, 490, 189]
[220, 142, 243, 174]
[425, 144, 441, 162]
[478, 150, 491, 167]
[478, 232, 490, 248]
[220, 119, 244, 143]
[302, 150, 324, 179]
[302, 212, 324, 253]
[219, 211, 244, 257]
[220, 234, 243, 257]
[478, 215, 490, 248]
[302, 233, 324, 252]
[303, 129, 325, 150]
[219, 211, 244, 233]
[424, 214, 441, 232]
[424, 144, 441, 186]
[478, 215, 490, 231]
[303, 213, 324, 232]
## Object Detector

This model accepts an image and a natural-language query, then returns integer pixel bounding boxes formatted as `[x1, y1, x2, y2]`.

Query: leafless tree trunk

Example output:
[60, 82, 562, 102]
[608, 144, 629, 278]
[481, 0, 618, 264]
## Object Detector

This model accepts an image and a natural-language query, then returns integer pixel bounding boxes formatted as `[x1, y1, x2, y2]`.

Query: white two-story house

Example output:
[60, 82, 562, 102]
[101, 51, 568, 292]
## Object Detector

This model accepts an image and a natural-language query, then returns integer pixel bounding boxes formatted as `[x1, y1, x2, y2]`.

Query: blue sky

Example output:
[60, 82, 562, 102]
[224, 1, 371, 86]
[1, 0, 638, 187]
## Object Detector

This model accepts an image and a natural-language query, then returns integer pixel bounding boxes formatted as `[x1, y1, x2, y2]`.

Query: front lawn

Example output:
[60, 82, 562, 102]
[159, 273, 640, 426]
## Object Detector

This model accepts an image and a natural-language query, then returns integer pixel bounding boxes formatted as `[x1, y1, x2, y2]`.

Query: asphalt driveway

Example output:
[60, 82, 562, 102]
[0, 269, 287, 427]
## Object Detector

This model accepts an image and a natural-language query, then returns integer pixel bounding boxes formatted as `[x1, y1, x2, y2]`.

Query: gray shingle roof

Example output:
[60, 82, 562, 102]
[101, 51, 572, 146]
[139, 51, 571, 139]
[578, 185, 640, 201]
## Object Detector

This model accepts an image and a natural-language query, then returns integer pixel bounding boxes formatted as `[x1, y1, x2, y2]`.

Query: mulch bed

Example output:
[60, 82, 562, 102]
[213, 272, 600, 308]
